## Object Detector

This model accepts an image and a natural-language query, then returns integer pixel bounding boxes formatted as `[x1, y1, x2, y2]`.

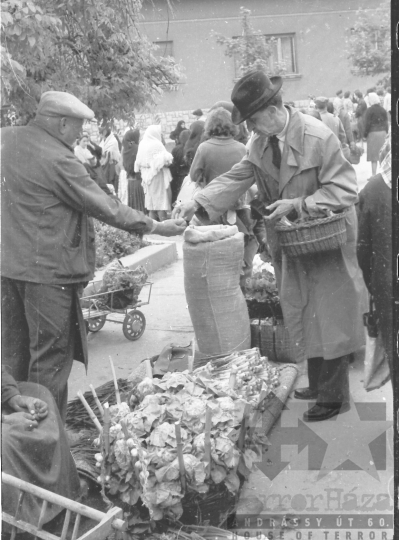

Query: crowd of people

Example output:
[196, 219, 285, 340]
[1, 74, 392, 533]
[71, 84, 390, 226]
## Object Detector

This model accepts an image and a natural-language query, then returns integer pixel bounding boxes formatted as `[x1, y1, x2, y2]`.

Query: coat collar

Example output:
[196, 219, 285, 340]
[31, 119, 75, 152]
[247, 107, 307, 193]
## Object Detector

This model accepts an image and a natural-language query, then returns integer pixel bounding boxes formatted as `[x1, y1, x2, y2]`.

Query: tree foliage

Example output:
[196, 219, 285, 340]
[1, 0, 182, 121]
[212, 7, 287, 78]
[347, 0, 390, 78]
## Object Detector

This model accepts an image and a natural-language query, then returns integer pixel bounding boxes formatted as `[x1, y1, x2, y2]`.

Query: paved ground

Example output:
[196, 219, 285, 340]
[69, 148, 394, 538]
[68, 238, 192, 398]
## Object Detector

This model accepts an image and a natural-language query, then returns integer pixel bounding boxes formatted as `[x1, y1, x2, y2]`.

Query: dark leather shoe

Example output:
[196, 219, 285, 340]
[294, 387, 318, 400]
[303, 403, 350, 422]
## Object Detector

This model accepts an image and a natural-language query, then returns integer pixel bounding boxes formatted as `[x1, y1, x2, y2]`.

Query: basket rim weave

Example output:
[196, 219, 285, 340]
[278, 229, 346, 248]
[275, 211, 346, 232]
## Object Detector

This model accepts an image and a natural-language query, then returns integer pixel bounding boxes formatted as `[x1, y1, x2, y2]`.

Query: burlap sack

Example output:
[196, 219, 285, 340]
[183, 231, 251, 356]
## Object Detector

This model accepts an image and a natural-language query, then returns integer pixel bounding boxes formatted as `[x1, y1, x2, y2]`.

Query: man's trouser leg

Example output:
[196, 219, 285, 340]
[316, 355, 350, 408]
[294, 357, 323, 399]
[1, 278, 76, 422]
[2, 277, 31, 382]
[303, 355, 350, 422]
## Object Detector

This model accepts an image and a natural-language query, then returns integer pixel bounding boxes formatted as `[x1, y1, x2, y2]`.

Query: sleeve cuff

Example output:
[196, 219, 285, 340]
[149, 220, 158, 233]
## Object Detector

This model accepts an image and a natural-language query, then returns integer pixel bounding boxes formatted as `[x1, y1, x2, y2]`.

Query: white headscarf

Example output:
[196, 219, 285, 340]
[134, 125, 173, 186]
[368, 92, 380, 106]
[100, 132, 120, 163]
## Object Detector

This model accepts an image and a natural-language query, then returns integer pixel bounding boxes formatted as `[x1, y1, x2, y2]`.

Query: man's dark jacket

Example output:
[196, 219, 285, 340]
[1, 120, 153, 285]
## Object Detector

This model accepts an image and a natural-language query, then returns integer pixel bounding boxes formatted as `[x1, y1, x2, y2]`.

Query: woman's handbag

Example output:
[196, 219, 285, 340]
[362, 294, 390, 391]
[363, 295, 378, 338]
[348, 144, 364, 165]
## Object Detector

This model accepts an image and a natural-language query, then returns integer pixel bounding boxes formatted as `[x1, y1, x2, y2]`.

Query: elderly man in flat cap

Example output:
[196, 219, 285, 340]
[176, 71, 366, 422]
[1, 91, 187, 421]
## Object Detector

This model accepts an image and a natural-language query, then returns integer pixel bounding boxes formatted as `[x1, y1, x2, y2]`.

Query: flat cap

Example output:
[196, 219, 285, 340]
[37, 91, 94, 120]
[315, 96, 329, 107]
[192, 108, 203, 117]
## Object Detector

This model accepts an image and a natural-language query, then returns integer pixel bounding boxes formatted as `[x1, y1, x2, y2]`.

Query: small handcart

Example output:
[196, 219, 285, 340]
[80, 282, 152, 341]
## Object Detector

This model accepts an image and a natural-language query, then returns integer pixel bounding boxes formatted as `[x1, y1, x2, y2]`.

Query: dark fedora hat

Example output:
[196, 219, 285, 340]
[231, 71, 283, 124]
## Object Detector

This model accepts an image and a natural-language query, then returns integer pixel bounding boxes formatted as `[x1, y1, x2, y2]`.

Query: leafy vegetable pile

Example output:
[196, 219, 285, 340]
[194, 348, 279, 407]
[94, 354, 279, 525]
[245, 268, 279, 305]
[101, 261, 148, 307]
[94, 220, 150, 268]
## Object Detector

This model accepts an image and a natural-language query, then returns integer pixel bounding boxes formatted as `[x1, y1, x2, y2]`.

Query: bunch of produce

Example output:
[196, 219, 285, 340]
[93, 362, 277, 524]
[94, 220, 150, 268]
[101, 261, 148, 307]
[194, 348, 279, 406]
[245, 268, 279, 304]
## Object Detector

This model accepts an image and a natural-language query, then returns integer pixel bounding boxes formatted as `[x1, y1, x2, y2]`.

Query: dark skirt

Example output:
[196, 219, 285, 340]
[366, 131, 386, 161]
[127, 176, 145, 212]
[1, 382, 80, 531]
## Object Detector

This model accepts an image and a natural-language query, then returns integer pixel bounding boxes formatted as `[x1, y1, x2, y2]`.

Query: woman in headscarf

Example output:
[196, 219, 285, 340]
[183, 120, 205, 167]
[169, 120, 186, 143]
[363, 92, 389, 175]
[121, 129, 145, 212]
[170, 129, 190, 204]
[100, 125, 121, 194]
[134, 125, 173, 222]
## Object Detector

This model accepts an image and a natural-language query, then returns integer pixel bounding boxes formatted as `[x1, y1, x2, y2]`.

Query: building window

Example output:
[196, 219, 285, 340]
[267, 34, 297, 74]
[153, 40, 174, 58]
[234, 33, 297, 78]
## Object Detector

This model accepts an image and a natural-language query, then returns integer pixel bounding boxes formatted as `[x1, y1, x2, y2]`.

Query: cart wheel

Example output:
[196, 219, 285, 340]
[123, 310, 146, 341]
[87, 315, 107, 333]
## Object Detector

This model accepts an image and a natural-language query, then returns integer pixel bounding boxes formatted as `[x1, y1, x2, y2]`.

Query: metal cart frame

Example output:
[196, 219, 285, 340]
[80, 282, 152, 341]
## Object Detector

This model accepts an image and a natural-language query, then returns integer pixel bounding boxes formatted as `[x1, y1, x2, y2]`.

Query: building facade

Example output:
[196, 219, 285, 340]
[136, 0, 379, 132]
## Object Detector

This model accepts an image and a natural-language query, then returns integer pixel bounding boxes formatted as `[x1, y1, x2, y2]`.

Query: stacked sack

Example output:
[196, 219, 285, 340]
[183, 225, 251, 356]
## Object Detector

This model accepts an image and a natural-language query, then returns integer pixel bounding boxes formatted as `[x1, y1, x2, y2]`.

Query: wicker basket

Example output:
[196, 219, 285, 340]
[275, 212, 347, 257]
[246, 298, 283, 320]
[250, 318, 297, 363]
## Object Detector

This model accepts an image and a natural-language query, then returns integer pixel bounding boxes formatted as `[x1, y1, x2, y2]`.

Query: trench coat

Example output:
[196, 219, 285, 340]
[195, 107, 367, 362]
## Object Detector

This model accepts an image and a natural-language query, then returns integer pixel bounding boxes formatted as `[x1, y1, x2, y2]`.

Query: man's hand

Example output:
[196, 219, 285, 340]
[265, 199, 298, 222]
[349, 141, 356, 152]
[152, 219, 188, 237]
[8, 395, 48, 421]
[172, 200, 198, 222]
[3, 412, 39, 430]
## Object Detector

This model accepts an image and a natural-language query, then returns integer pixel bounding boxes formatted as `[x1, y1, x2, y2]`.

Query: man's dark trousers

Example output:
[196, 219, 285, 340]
[1, 277, 81, 422]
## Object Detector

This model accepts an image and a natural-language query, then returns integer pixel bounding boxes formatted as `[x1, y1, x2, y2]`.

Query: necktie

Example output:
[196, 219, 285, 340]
[269, 135, 281, 169]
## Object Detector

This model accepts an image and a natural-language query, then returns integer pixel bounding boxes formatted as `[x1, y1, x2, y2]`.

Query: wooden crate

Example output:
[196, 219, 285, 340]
[2, 472, 126, 540]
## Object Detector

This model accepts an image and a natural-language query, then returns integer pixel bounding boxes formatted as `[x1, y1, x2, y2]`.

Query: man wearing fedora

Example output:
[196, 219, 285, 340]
[176, 71, 366, 422]
[1, 91, 187, 422]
